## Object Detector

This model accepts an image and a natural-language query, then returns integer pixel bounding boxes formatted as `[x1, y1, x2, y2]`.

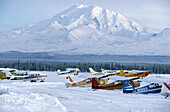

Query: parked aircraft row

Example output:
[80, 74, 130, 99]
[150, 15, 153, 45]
[62, 68, 169, 99]
[1, 67, 169, 98]
[0, 68, 47, 82]
[65, 76, 170, 99]
[57, 68, 150, 78]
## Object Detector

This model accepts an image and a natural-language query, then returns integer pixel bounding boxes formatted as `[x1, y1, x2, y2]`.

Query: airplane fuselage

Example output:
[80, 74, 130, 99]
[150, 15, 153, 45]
[124, 83, 162, 94]
[92, 77, 140, 90]
[11, 73, 47, 82]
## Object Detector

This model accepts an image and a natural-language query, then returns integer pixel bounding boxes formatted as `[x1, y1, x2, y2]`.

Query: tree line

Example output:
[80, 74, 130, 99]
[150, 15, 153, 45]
[0, 61, 170, 74]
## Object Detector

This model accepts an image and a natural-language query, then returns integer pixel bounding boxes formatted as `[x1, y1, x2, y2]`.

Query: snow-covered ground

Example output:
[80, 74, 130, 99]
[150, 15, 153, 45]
[0, 72, 170, 112]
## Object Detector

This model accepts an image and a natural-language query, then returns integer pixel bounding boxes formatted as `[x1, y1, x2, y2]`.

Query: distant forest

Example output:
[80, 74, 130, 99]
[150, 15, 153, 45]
[0, 61, 170, 74]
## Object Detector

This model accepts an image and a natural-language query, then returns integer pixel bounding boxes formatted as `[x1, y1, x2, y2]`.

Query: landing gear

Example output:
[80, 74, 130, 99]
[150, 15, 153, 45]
[40, 80, 44, 82]
[30, 80, 36, 82]
[165, 95, 169, 99]
[74, 73, 78, 76]
[65, 83, 71, 88]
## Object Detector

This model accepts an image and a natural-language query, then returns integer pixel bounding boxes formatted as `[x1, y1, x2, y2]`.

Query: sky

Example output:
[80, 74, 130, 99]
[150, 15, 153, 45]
[0, 0, 170, 32]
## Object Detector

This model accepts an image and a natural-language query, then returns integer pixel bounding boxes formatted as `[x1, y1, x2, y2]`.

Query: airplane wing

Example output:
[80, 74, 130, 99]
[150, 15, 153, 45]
[66, 68, 79, 71]
[98, 75, 109, 79]
[108, 75, 140, 81]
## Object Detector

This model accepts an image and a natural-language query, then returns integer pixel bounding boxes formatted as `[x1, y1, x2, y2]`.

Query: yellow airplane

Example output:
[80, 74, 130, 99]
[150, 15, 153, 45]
[101, 69, 150, 77]
[119, 70, 150, 77]
[0, 68, 17, 79]
[11, 71, 28, 76]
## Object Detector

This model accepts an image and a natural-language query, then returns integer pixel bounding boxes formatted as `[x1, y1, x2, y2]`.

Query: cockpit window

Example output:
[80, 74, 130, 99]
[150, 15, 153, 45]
[9, 70, 16, 72]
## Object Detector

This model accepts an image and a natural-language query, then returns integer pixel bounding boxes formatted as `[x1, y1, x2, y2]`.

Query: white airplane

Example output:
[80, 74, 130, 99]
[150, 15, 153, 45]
[57, 68, 80, 76]
[10, 72, 47, 82]
[0, 68, 18, 72]
[101, 69, 117, 75]
[161, 82, 170, 99]
[89, 68, 104, 75]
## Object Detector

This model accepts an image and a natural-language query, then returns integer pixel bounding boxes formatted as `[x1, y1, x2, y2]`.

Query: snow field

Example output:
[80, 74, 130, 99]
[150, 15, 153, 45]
[0, 72, 170, 112]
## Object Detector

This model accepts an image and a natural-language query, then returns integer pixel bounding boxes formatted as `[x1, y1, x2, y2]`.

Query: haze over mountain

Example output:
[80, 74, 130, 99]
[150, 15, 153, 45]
[0, 4, 170, 55]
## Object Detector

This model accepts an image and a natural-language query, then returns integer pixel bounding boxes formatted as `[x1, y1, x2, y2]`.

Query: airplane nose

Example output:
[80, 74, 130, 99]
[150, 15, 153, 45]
[145, 71, 150, 76]
[77, 70, 80, 73]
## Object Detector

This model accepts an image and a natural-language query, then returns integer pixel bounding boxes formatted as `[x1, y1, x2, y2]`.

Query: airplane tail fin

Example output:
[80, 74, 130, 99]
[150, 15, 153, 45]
[120, 70, 125, 76]
[0, 71, 11, 79]
[101, 68, 104, 73]
[56, 70, 61, 74]
[161, 83, 170, 92]
[89, 68, 96, 74]
[68, 76, 74, 83]
[92, 77, 102, 89]
[164, 83, 170, 90]
[0, 72, 7, 79]
[161, 82, 170, 98]
[123, 80, 135, 93]
[65, 76, 74, 88]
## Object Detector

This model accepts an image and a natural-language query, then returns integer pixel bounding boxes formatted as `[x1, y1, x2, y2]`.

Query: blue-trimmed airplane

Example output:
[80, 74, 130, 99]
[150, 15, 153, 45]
[123, 80, 162, 94]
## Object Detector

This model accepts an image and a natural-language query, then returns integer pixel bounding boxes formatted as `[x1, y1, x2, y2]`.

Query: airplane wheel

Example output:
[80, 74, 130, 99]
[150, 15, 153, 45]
[30, 80, 36, 82]
[74, 73, 78, 76]
[40, 80, 44, 82]
[165, 96, 168, 99]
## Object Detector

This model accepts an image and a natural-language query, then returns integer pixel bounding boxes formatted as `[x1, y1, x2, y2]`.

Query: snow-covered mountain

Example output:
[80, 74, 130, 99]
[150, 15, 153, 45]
[0, 4, 170, 55]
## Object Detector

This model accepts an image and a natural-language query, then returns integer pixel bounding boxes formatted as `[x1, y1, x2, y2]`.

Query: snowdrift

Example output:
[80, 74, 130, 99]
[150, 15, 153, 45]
[0, 86, 9, 95]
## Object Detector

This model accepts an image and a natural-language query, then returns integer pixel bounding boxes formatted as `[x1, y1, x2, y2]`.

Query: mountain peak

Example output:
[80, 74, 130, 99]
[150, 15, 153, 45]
[75, 4, 88, 8]
[51, 4, 145, 36]
[2, 4, 169, 55]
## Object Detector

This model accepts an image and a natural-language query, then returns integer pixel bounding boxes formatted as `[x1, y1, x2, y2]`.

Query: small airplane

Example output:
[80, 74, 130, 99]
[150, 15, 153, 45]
[10, 72, 47, 82]
[65, 75, 109, 87]
[0, 68, 18, 72]
[120, 70, 150, 77]
[123, 80, 162, 94]
[0, 68, 17, 79]
[11, 71, 28, 76]
[89, 68, 104, 75]
[91, 68, 149, 77]
[161, 82, 170, 99]
[57, 68, 80, 76]
[92, 77, 140, 90]
[101, 69, 117, 76]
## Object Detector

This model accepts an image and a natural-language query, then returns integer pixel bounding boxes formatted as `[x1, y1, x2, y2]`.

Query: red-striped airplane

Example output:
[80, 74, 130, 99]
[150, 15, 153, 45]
[92, 77, 140, 90]
[161, 82, 170, 99]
